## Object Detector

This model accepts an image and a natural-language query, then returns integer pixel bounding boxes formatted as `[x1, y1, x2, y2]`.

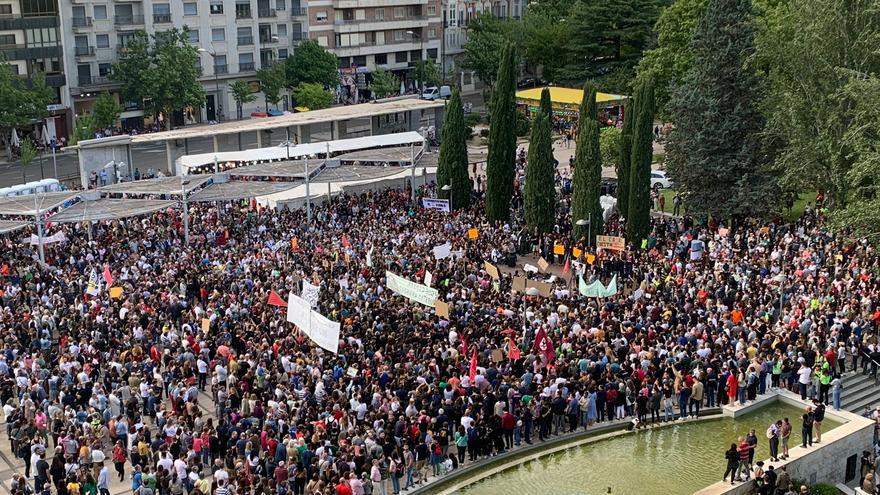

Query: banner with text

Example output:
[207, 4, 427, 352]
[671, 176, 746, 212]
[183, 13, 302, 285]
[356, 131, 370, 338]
[422, 198, 450, 212]
[596, 235, 626, 252]
[386, 271, 440, 307]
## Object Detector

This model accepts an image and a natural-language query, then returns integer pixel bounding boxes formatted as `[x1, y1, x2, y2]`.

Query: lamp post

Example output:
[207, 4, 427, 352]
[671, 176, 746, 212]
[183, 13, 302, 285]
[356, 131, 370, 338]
[576, 216, 592, 248]
[406, 30, 425, 94]
[198, 47, 223, 122]
[442, 184, 452, 211]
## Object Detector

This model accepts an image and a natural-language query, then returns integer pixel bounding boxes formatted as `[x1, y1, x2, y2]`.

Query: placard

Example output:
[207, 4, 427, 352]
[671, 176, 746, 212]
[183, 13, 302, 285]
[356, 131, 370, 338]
[586, 253, 596, 264]
[572, 248, 583, 259]
[433, 242, 452, 260]
[596, 235, 626, 252]
[538, 257, 549, 272]
[491, 349, 504, 363]
[422, 198, 450, 212]
[109, 287, 124, 299]
[467, 228, 479, 239]
[512, 276, 526, 292]
[201, 318, 210, 333]
[553, 244, 565, 255]
[435, 299, 450, 318]
[484, 261, 500, 280]
[386, 271, 439, 307]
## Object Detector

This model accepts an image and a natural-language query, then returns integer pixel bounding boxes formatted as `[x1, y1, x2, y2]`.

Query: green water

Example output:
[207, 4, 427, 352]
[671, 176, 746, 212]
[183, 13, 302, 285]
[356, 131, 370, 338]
[459, 406, 841, 495]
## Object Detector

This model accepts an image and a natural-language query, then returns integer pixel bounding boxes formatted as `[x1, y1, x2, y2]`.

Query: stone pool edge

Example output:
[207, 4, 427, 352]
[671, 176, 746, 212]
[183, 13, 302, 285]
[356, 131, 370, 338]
[410, 409, 725, 495]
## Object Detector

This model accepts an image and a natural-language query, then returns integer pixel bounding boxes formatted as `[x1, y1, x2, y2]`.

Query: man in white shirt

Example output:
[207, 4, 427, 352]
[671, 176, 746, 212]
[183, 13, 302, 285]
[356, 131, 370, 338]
[797, 364, 812, 400]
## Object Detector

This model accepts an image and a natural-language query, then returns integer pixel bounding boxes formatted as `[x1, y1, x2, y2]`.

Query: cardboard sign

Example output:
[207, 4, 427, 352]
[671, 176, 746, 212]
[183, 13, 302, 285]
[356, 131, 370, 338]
[532, 280, 552, 298]
[553, 244, 565, 255]
[596, 235, 626, 252]
[468, 228, 479, 240]
[484, 261, 500, 280]
[109, 287, 124, 299]
[586, 253, 596, 265]
[491, 349, 504, 363]
[538, 257, 550, 272]
[435, 299, 450, 318]
[512, 276, 527, 292]
[201, 318, 211, 333]
[572, 248, 583, 259]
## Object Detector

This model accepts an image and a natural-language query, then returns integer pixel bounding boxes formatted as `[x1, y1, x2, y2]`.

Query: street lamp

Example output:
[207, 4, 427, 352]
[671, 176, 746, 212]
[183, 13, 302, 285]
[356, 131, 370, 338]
[576, 216, 592, 247]
[198, 47, 223, 122]
[442, 184, 452, 210]
[406, 30, 425, 94]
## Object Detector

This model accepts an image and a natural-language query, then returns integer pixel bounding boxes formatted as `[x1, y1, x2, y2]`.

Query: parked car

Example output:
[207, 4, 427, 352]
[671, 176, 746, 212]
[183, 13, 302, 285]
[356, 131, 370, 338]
[601, 177, 618, 196]
[516, 77, 547, 89]
[651, 170, 673, 189]
[421, 85, 452, 100]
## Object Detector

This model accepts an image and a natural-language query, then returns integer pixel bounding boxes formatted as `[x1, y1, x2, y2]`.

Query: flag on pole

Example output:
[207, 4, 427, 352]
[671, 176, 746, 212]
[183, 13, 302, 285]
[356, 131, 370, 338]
[533, 327, 555, 363]
[468, 349, 478, 383]
[562, 258, 570, 275]
[341, 234, 350, 248]
[85, 268, 100, 296]
[102, 264, 113, 286]
[267, 290, 288, 307]
[366, 246, 374, 267]
[459, 335, 468, 357]
[508, 337, 521, 360]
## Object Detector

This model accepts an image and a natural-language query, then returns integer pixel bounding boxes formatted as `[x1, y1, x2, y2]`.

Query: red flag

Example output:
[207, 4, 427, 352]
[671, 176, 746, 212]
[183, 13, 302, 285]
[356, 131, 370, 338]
[562, 258, 570, 274]
[533, 327, 555, 362]
[267, 291, 288, 307]
[508, 337, 521, 360]
[459, 335, 468, 357]
[468, 349, 477, 383]
[102, 265, 113, 286]
[341, 234, 350, 248]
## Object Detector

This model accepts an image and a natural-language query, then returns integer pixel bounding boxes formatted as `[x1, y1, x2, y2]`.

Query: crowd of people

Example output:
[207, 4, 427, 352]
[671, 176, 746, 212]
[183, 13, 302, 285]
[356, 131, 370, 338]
[2, 161, 880, 495]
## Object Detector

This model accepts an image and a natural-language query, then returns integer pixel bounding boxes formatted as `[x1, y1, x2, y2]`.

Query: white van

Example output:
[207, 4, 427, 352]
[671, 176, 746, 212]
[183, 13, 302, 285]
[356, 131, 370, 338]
[421, 85, 452, 101]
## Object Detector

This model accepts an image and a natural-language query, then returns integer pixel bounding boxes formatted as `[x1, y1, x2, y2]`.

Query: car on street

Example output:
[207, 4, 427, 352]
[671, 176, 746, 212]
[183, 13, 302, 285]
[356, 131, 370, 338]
[651, 170, 673, 189]
[421, 86, 452, 100]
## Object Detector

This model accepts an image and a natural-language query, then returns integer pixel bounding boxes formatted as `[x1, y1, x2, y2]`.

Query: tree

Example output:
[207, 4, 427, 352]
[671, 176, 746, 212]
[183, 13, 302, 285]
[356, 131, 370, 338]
[540, 87, 553, 119]
[436, 88, 471, 210]
[111, 28, 205, 129]
[292, 83, 334, 110]
[522, 11, 571, 82]
[19, 136, 36, 183]
[561, 0, 667, 93]
[284, 40, 338, 89]
[571, 82, 603, 241]
[616, 99, 634, 218]
[369, 69, 399, 99]
[666, 0, 779, 223]
[634, 0, 708, 118]
[627, 80, 654, 245]
[257, 63, 286, 110]
[524, 110, 556, 233]
[93, 92, 122, 130]
[229, 81, 257, 120]
[0, 61, 52, 160]
[758, 0, 880, 208]
[599, 126, 622, 168]
[485, 44, 518, 222]
[461, 14, 518, 89]
[413, 60, 441, 91]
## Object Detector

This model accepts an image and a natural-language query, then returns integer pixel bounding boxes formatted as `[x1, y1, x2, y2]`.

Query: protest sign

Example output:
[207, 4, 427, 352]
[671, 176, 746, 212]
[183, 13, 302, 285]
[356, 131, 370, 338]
[467, 228, 479, 239]
[538, 257, 549, 272]
[484, 261, 500, 280]
[386, 271, 439, 307]
[421, 198, 450, 212]
[596, 235, 626, 252]
[435, 299, 450, 318]
[433, 242, 452, 260]
[109, 287, 124, 299]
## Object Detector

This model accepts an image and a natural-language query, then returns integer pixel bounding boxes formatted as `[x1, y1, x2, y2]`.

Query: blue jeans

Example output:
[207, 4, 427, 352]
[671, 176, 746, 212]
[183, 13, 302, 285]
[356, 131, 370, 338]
[405, 467, 414, 489]
[737, 386, 746, 404]
[391, 475, 400, 494]
[799, 383, 807, 400]
[832, 389, 841, 410]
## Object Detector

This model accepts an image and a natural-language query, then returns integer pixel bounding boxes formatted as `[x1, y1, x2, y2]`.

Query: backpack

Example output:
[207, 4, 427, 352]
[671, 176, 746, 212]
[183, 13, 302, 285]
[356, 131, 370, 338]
[766, 427, 774, 439]
[394, 461, 404, 477]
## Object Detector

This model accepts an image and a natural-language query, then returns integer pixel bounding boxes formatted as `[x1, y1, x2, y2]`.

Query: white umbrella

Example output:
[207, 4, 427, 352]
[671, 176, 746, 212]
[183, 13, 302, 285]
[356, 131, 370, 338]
[10, 129, 20, 147]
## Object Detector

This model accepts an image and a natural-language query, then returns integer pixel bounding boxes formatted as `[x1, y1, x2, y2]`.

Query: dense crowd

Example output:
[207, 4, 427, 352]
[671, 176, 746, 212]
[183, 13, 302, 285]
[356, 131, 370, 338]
[2, 176, 880, 495]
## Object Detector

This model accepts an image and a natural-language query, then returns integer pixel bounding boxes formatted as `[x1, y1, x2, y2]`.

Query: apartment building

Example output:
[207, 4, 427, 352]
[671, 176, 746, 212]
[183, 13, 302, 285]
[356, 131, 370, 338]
[58, 0, 309, 129]
[0, 0, 69, 137]
[307, 0, 442, 96]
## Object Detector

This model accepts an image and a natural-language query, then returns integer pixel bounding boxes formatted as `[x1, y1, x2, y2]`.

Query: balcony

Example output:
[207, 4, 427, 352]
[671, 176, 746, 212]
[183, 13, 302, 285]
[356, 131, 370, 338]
[259, 34, 277, 43]
[152, 13, 171, 23]
[290, 7, 307, 16]
[0, 14, 58, 30]
[77, 75, 112, 88]
[74, 46, 96, 57]
[239, 62, 255, 71]
[334, 15, 427, 33]
[194, 65, 203, 75]
[115, 15, 145, 26]
[258, 8, 276, 18]
[214, 64, 228, 74]
[235, 10, 252, 19]
[0, 44, 62, 60]
[237, 35, 254, 45]
[71, 16, 93, 28]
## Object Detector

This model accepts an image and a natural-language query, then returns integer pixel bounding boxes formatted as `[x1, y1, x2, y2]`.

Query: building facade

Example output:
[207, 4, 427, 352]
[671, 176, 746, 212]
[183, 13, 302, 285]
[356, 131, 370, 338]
[0, 0, 69, 138]
[58, 0, 310, 130]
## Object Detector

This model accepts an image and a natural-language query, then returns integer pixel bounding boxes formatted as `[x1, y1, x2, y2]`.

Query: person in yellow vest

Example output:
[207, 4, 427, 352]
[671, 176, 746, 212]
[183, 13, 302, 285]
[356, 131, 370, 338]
[818, 364, 832, 405]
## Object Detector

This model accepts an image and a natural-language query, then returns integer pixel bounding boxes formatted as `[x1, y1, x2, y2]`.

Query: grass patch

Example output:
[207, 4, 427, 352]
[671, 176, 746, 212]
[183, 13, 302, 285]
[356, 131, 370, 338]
[652, 153, 665, 164]
[654, 189, 814, 221]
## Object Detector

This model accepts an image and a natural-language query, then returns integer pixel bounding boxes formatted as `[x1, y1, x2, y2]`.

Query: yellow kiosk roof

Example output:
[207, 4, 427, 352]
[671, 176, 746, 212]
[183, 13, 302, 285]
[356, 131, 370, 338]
[516, 86, 626, 105]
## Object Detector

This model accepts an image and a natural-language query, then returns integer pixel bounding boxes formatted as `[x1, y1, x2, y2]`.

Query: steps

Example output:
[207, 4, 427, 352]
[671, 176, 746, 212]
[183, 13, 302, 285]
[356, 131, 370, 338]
[840, 371, 880, 414]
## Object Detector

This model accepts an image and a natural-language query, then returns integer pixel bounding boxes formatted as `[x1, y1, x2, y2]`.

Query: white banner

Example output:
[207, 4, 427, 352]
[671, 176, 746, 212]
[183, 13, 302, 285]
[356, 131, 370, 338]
[386, 271, 439, 307]
[432, 242, 452, 260]
[25, 232, 67, 245]
[424, 271, 433, 287]
[422, 198, 450, 212]
[287, 292, 341, 354]
[85, 268, 100, 296]
[301, 280, 320, 308]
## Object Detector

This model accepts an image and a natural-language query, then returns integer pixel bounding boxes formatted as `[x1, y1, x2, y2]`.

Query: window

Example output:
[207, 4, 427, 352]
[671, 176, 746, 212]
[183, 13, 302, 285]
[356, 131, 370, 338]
[26, 28, 58, 47]
[393, 30, 404, 41]
[278, 48, 287, 58]
[0, 4, 12, 15]
[427, 5, 435, 15]
[153, 3, 170, 14]
[212, 28, 225, 41]
[427, 48, 437, 59]
[183, 2, 197, 15]
[353, 55, 365, 66]
[317, 35, 328, 46]
[395, 51, 407, 63]
[7, 63, 17, 74]
[98, 63, 111, 76]
[239, 52, 253, 63]
[187, 29, 199, 43]
[276, 0, 285, 10]
[93, 5, 107, 19]
[210, 3, 223, 14]
[393, 7, 404, 18]
[374, 53, 386, 65]
[428, 28, 435, 38]
[96, 34, 110, 48]
[276, 23, 286, 37]
[0, 34, 15, 46]
[315, 11, 327, 22]
[374, 8, 384, 20]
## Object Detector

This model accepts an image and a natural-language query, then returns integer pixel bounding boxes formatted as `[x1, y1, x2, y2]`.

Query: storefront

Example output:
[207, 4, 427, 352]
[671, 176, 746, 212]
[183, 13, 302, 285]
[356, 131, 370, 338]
[515, 86, 627, 126]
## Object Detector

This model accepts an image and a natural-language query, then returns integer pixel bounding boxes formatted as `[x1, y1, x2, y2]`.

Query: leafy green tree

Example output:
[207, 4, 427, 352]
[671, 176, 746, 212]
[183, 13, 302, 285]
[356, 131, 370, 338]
[413, 60, 441, 91]
[627, 81, 654, 245]
[284, 40, 339, 89]
[758, 0, 880, 208]
[666, 0, 779, 224]
[524, 110, 556, 233]
[617, 99, 634, 218]
[0, 62, 52, 160]
[112, 28, 205, 129]
[19, 136, 36, 183]
[599, 126, 622, 168]
[369, 69, 399, 99]
[292, 83, 333, 110]
[635, 0, 708, 118]
[70, 114, 97, 145]
[461, 14, 518, 89]
[436, 89, 471, 210]
[485, 44, 518, 222]
[571, 82, 603, 241]
[522, 11, 570, 83]
[93, 92, 122, 130]
[229, 80, 257, 120]
[257, 63, 286, 110]
[561, 0, 667, 92]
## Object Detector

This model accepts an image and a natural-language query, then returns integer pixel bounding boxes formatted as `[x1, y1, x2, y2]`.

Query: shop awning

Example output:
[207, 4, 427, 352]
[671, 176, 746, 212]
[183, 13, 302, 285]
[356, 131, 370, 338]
[188, 181, 300, 202]
[515, 87, 627, 106]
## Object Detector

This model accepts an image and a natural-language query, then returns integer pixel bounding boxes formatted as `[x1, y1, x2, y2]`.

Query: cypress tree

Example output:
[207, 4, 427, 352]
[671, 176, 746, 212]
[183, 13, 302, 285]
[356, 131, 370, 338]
[617, 98, 635, 219]
[571, 82, 603, 242]
[437, 88, 471, 210]
[627, 80, 655, 246]
[540, 87, 553, 120]
[485, 44, 518, 222]
[524, 110, 555, 234]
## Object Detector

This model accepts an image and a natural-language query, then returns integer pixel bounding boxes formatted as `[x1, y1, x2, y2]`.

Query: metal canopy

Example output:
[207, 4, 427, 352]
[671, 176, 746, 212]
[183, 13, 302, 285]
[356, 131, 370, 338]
[335, 146, 418, 164]
[49, 199, 177, 223]
[0, 220, 30, 234]
[0, 192, 80, 216]
[226, 160, 319, 179]
[99, 176, 212, 196]
[188, 181, 300, 202]
[312, 165, 410, 183]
